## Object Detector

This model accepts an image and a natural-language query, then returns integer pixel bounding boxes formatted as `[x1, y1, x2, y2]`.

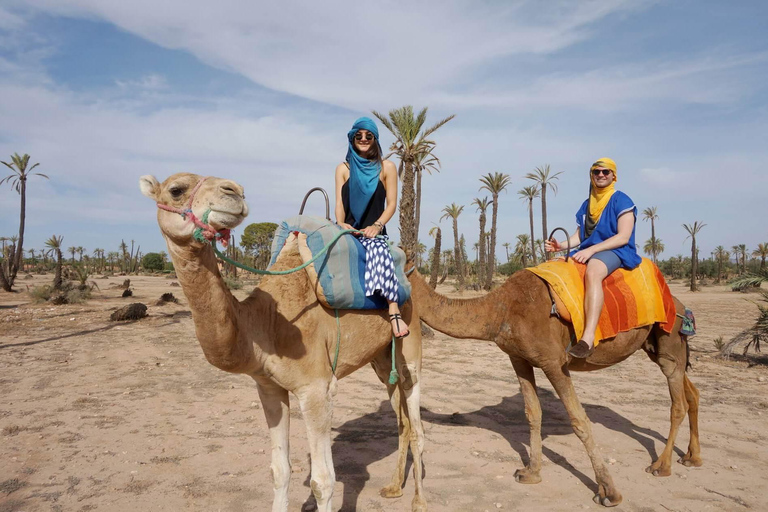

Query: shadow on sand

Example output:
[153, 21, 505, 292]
[315, 388, 679, 509]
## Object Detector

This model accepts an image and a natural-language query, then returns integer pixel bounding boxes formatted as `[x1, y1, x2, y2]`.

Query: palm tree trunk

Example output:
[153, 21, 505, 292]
[415, 169, 422, 245]
[651, 219, 657, 264]
[399, 158, 417, 254]
[486, 196, 498, 290]
[690, 238, 697, 292]
[429, 229, 441, 289]
[478, 213, 486, 287]
[541, 183, 549, 261]
[528, 199, 537, 265]
[53, 250, 63, 290]
[452, 219, 464, 289]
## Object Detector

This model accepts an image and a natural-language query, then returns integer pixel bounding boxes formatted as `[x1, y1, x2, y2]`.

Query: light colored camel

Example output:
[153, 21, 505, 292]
[407, 266, 701, 507]
[139, 173, 427, 512]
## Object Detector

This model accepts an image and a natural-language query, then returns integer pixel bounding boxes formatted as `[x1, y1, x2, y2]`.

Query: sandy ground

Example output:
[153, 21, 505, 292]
[1, 273, 767, 512]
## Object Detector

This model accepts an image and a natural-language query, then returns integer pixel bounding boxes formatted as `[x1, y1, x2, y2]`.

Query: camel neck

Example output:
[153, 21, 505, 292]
[410, 271, 516, 341]
[167, 241, 255, 373]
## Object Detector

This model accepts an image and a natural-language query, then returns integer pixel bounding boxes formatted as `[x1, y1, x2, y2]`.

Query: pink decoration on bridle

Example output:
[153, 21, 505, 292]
[156, 176, 231, 247]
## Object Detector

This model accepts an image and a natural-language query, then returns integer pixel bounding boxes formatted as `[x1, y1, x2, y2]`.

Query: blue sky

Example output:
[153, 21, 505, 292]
[1, 0, 766, 263]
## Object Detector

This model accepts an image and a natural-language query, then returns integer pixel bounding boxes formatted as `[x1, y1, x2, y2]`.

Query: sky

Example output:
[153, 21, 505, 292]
[1, 0, 767, 263]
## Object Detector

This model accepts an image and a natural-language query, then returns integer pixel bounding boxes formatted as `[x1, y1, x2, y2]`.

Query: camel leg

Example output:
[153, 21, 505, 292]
[256, 379, 292, 512]
[543, 364, 622, 507]
[371, 333, 428, 512]
[370, 351, 410, 499]
[296, 383, 336, 512]
[510, 356, 543, 484]
[679, 373, 703, 467]
[646, 352, 688, 476]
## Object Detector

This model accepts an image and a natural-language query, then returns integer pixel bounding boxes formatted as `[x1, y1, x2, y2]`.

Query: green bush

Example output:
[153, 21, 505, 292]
[224, 276, 243, 290]
[497, 261, 523, 276]
[142, 253, 165, 272]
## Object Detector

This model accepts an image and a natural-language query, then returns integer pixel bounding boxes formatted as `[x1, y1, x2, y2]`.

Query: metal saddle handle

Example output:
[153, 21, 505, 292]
[298, 187, 331, 221]
[548, 227, 571, 263]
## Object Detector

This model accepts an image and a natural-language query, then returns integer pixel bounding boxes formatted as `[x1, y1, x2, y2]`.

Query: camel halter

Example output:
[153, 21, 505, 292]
[156, 176, 231, 248]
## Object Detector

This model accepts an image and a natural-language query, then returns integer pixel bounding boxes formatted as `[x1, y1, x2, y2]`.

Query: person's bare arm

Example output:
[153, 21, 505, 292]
[334, 163, 354, 230]
[545, 229, 581, 253]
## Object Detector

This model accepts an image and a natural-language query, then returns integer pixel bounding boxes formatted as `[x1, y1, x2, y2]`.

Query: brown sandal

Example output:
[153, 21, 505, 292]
[568, 339, 595, 358]
[389, 313, 410, 338]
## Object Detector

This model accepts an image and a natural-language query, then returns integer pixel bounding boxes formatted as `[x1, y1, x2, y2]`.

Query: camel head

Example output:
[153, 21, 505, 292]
[140, 172, 249, 248]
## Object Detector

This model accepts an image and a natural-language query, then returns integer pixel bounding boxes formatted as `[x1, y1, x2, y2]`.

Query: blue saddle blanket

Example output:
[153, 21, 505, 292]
[269, 215, 410, 309]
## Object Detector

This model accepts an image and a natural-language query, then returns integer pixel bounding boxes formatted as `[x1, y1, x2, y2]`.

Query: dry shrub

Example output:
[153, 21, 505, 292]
[110, 303, 148, 321]
[155, 292, 179, 305]
[122, 289, 133, 298]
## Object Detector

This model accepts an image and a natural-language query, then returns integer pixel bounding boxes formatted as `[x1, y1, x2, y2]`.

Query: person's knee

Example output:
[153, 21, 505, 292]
[586, 261, 608, 281]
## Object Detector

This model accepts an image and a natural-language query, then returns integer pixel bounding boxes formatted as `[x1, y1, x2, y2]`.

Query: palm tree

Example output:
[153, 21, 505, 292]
[712, 245, 729, 283]
[732, 245, 742, 271]
[415, 241, 427, 268]
[372, 106, 454, 254]
[643, 237, 665, 262]
[119, 240, 129, 272]
[428, 226, 441, 289]
[471, 197, 491, 286]
[27, 248, 36, 269]
[440, 203, 465, 290]
[515, 234, 531, 267]
[412, 146, 442, 244]
[518, 185, 540, 265]
[525, 164, 563, 261]
[107, 251, 119, 273]
[739, 244, 748, 274]
[45, 235, 64, 290]
[77, 246, 85, 264]
[68, 246, 77, 264]
[0, 153, 48, 291]
[753, 243, 768, 270]
[642, 206, 660, 264]
[502, 242, 511, 262]
[683, 221, 706, 291]
[479, 172, 511, 289]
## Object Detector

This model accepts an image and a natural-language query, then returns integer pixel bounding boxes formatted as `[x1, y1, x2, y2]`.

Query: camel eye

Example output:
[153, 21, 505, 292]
[169, 186, 184, 198]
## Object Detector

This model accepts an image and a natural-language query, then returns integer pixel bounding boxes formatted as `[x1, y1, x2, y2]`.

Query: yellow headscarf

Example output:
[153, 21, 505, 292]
[588, 157, 617, 223]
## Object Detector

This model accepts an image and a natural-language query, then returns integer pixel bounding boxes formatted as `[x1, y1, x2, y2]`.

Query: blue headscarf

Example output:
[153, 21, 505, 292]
[345, 117, 383, 227]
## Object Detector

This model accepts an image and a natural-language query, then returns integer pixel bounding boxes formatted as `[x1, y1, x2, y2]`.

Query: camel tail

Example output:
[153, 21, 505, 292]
[685, 334, 692, 371]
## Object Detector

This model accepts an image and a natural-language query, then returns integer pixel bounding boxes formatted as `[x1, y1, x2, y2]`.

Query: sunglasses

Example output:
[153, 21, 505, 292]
[354, 132, 374, 142]
[591, 168, 613, 176]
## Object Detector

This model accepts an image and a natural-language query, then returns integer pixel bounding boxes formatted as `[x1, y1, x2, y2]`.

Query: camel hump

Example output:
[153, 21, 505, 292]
[269, 215, 410, 310]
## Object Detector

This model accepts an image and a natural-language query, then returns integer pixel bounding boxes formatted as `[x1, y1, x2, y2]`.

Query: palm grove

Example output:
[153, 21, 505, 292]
[2, 120, 767, 297]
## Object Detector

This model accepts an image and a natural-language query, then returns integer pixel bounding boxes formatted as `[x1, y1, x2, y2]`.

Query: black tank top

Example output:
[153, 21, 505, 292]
[341, 179, 388, 235]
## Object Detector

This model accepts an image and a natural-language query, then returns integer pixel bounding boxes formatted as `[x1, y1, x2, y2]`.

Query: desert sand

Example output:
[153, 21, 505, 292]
[1, 274, 767, 512]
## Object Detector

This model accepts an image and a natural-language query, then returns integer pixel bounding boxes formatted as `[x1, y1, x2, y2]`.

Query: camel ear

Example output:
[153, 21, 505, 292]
[139, 175, 160, 200]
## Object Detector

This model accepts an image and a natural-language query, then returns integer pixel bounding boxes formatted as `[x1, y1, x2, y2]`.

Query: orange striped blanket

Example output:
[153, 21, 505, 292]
[527, 257, 676, 345]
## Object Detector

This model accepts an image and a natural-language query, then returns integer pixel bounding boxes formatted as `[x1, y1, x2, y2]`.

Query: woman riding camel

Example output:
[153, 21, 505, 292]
[335, 117, 409, 338]
[544, 157, 641, 358]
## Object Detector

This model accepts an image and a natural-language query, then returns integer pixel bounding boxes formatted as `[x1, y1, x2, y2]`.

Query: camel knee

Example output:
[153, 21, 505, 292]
[398, 362, 419, 389]
[310, 472, 335, 503]
[271, 460, 291, 491]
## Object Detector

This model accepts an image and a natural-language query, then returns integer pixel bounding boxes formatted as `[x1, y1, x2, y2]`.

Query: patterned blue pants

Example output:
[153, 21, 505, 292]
[358, 235, 399, 302]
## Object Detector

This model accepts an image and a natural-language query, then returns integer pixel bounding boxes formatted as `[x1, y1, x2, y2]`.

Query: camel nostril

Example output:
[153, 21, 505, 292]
[221, 186, 237, 196]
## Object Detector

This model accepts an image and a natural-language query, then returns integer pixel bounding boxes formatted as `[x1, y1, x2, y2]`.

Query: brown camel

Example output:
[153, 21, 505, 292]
[407, 266, 701, 507]
[139, 173, 427, 512]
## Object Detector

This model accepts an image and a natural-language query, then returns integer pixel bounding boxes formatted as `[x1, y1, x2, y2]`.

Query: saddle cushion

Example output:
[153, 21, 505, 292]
[269, 215, 410, 309]
[527, 257, 677, 344]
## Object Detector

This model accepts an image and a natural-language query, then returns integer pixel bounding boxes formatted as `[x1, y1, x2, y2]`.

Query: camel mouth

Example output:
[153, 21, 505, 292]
[206, 209, 247, 230]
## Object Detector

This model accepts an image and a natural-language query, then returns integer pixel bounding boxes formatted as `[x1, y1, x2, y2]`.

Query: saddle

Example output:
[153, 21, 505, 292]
[527, 257, 677, 345]
[269, 215, 410, 310]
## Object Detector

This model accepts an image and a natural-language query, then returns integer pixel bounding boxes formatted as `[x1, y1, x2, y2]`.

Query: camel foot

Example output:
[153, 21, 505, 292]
[380, 483, 404, 498]
[513, 467, 542, 484]
[593, 493, 621, 507]
[411, 495, 428, 512]
[645, 463, 672, 477]
[678, 454, 703, 467]
[593, 484, 622, 507]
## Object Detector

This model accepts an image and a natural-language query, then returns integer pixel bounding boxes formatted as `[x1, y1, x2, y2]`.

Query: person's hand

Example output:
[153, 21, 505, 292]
[338, 222, 355, 231]
[571, 248, 595, 264]
[362, 224, 382, 238]
[544, 238, 561, 253]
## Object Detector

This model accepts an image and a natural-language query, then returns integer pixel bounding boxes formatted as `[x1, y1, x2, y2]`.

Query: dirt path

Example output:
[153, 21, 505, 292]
[1, 275, 767, 511]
